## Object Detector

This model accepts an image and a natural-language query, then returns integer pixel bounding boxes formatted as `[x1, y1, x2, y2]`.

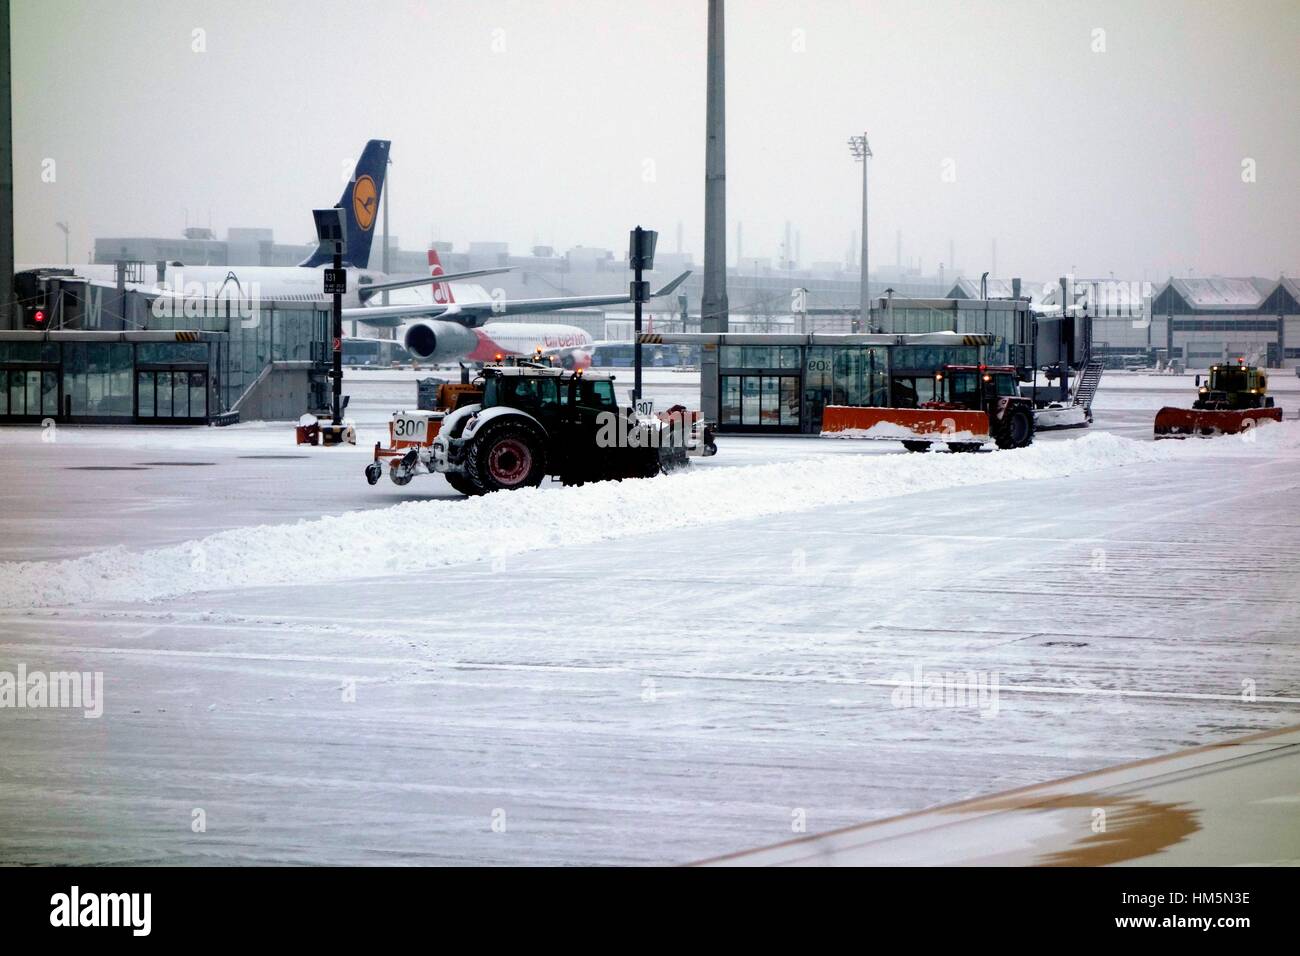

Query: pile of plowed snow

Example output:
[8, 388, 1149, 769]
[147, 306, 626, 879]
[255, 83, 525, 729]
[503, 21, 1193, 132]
[4, 424, 1298, 609]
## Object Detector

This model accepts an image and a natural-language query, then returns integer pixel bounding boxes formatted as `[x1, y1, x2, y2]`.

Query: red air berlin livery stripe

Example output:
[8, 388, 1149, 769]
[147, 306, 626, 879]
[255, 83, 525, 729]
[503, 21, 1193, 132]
[428, 249, 455, 304]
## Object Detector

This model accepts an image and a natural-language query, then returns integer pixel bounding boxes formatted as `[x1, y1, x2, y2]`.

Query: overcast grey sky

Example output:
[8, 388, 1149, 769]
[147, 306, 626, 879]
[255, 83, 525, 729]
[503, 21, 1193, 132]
[12, 0, 1299, 280]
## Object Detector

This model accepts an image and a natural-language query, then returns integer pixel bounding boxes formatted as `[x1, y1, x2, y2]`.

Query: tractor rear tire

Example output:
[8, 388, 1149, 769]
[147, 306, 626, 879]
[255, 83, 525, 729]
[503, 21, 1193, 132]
[444, 471, 483, 496]
[993, 405, 1035, 449]
[902, 440, 931, 453]
[465, 420, 548, 493]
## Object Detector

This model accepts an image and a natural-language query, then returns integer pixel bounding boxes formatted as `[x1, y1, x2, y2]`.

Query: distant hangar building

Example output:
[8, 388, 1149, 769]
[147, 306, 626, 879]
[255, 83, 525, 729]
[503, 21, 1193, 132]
[1151, 276, 1298, 369]
[945, 275, 1300, 368]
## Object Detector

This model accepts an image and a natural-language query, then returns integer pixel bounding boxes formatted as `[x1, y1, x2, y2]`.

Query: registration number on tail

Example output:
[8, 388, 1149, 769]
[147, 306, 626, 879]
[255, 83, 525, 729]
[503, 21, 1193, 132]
[391, 413, 430, 444]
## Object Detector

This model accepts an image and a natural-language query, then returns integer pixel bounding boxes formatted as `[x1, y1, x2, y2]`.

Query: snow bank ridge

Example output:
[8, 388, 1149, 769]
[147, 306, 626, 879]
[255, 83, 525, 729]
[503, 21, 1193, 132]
[3, 425, 1297, 609]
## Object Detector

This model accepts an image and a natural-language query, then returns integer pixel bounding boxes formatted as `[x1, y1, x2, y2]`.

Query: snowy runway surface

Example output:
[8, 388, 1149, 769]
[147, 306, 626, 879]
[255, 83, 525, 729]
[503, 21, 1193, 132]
[1, 373, 1298, 864]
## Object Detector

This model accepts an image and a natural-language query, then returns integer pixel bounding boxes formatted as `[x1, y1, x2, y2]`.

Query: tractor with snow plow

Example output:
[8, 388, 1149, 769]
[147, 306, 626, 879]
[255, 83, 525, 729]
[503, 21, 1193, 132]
[365, 362, 716, 494]
[822, 364, 1036, 452]
[1153, 361, 1282, 439]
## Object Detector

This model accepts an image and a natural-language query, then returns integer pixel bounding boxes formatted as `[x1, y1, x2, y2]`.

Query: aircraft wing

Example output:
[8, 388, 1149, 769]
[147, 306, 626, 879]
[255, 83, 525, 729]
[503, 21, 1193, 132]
[341, 302, 460, 327]
[345, 271, 692, 328]
[357, 267, 512, 299]
[696, 723, 1300, 867]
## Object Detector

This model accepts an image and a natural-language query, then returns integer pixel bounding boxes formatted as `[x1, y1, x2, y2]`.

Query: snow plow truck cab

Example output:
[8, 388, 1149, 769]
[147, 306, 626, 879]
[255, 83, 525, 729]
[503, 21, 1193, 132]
[822, 364, 1035, 452]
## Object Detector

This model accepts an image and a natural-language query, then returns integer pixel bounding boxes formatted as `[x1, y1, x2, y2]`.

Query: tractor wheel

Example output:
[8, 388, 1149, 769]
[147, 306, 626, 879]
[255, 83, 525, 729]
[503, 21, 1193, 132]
[639, 449, 667, 478]
[902, 440, 931, 453]
[657, 444, 688, 474]
[993, 405, 1035, 449]
[444, 471, 483, 496]
[465, 420, 547, 492]
[946, 442, 982, 453]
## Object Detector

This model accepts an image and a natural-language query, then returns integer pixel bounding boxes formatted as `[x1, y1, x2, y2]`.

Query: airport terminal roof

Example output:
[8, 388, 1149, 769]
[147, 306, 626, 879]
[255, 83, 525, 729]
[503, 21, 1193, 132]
[1162, 276, 1267, 310]
[946, 277, 1064, 307]
[947, 275, 1298, 315]
[947, 277, 1041, 301]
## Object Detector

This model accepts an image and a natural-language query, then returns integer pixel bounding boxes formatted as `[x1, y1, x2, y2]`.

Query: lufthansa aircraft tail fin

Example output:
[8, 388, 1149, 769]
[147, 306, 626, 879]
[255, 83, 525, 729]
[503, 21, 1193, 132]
[300, 139, 390, 269]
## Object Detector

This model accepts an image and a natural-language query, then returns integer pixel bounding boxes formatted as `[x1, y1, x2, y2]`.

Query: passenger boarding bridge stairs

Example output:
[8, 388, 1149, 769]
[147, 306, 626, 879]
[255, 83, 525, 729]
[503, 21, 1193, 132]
[1072, 360, 1105, 414]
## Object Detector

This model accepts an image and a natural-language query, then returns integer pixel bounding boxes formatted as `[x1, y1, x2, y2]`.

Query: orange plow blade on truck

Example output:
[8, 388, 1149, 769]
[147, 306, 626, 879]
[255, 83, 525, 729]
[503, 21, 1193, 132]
[1153, 406, 1282, 439]
[821, 405, 990, 443]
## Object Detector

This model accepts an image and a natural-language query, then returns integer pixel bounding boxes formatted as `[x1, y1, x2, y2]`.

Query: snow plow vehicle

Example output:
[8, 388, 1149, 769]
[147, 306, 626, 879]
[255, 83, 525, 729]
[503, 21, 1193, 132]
[365, 362, 716, 494]
[821, 364, 1035, 452]
[1153, 361, 1282, 439]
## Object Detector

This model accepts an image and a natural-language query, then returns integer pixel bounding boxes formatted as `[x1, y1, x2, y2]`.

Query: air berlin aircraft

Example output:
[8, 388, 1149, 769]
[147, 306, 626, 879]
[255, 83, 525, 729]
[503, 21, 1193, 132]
[391, 249, 662, 370]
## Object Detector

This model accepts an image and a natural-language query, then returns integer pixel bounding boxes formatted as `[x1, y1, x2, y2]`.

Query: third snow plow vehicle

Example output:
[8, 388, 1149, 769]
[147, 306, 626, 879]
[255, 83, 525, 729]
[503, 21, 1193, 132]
[1153, 361, 1282, 439]
[822, 365, 1036, 452]
[366, 362, 715, 494]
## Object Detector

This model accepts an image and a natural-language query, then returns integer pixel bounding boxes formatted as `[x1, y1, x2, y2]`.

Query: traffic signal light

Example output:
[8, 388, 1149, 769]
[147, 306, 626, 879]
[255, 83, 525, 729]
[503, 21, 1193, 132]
[22, 299, 49, 329]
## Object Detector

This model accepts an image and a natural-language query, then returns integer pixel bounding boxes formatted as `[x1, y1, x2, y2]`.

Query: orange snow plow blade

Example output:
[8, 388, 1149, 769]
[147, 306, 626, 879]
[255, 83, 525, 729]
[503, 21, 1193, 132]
[1153, 406, 1282, 439]
[821, 405, 990, 443]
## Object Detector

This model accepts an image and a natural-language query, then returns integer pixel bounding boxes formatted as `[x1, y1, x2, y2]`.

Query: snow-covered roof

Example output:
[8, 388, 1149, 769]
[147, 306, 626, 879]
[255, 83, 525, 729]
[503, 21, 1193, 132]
[950, 277, 1008, 299]
[1166, 277, 1266, 310]
[946, 277, 1051, 302]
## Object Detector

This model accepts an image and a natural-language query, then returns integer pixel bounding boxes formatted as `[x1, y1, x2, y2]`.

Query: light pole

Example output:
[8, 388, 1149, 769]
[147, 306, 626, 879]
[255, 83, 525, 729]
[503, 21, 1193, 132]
[700, 0, 728, 423]
[55, 221, 69, 264]
[847, 133, 872, 332]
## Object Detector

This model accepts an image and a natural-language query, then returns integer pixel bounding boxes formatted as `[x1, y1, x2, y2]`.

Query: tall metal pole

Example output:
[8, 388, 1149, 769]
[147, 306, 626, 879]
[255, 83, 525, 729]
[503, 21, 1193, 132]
[0, 4, 13, 330]
[332, 245, 343, 425]
[848, 133, 872, 333]
[860, 145, 869, 321]
[633, 248, 644, 402]
[700, 0, 728, 422]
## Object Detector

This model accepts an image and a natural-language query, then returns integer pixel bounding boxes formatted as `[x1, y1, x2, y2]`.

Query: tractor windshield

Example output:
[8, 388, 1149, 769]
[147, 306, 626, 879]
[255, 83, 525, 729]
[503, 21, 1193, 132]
[948, 372, 979, 406]
[991, 373, 1019, 397]
[577, 378, 618, 411]
[1210, 367, 1248, 392]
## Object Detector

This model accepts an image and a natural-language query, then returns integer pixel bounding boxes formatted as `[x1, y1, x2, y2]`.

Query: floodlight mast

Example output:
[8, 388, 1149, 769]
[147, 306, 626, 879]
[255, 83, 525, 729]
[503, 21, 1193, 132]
[848, 134, 872, 331]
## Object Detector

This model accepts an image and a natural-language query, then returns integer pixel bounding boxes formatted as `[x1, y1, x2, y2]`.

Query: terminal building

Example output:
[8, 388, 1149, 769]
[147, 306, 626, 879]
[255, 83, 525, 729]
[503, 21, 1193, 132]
[645, 294, 1073, 435]
[9, 221, 1295, 428]
[1151, 276, 1297, 368]
[0, 287, 330, 425]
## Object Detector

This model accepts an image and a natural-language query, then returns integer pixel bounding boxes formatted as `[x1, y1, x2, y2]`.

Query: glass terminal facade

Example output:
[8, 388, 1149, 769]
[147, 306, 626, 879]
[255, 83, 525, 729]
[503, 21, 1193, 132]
[0, 300, 329, 424]
[716, 339, 982, 433]
[707, 298, 1032, 433]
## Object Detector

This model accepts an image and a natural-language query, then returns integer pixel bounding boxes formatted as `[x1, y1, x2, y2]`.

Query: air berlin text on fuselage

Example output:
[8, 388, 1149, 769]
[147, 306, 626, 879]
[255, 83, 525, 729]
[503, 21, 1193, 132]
[543, 334, 584, 348]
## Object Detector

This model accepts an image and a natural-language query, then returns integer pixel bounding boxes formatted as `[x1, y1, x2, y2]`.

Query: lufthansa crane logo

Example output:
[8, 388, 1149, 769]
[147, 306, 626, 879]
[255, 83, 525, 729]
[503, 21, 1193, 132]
[352, 175, 378, 232]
